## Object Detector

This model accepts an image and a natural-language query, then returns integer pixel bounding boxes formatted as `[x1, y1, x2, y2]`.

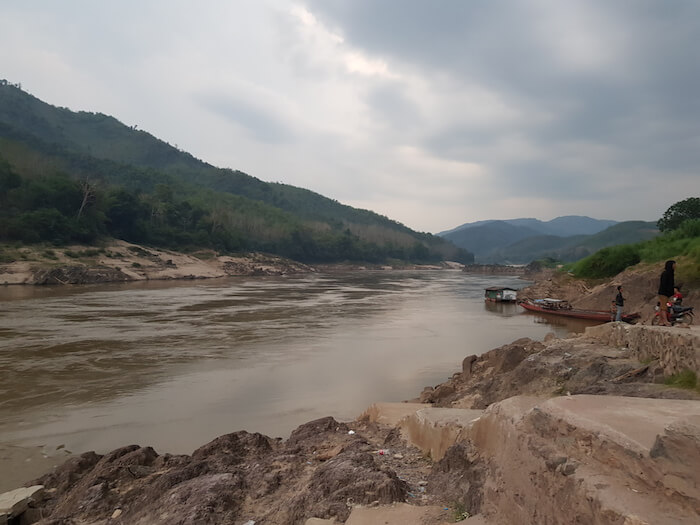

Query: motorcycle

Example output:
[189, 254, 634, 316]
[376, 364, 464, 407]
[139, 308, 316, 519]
[652, 300, 694, 325]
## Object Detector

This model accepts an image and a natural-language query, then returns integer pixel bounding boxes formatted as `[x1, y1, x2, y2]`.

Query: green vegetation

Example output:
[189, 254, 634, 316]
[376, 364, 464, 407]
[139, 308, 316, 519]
[657, 197, 700, 232]
[0, 81, 473, 264]
[488, 221, 658, 265]
[451, 502, 470, 522]
[570, 201, 700, 283]
[664, 370, 698, 392]
[569, 245, 641, 279]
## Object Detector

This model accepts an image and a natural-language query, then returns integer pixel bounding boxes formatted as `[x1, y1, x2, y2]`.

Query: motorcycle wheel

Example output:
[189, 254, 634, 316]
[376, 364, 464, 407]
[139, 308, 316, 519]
[678, 312, 694, 325]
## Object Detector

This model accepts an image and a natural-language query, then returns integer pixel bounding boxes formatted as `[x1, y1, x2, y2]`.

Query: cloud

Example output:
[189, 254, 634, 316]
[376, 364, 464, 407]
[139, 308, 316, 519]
[1, 0, 699, 232]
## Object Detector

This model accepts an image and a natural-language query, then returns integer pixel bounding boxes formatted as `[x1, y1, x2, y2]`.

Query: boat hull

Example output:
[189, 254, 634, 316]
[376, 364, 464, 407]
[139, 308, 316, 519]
[519, 300, 639, 323]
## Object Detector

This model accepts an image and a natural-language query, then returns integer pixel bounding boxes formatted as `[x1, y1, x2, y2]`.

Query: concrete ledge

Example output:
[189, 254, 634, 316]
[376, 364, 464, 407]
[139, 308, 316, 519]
[539, 394, 700, 452]
[345, 503, 451, 524]
[468, 395, 700, 524]
[399, 407, 483, 461]
[584, 323, 700, 376]
[0, 485, 44, 523]
[360, 402, 431, 427]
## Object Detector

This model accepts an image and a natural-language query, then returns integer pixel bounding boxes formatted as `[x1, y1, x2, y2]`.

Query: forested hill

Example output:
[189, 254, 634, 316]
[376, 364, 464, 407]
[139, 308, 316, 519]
[0, 81, 473, 264]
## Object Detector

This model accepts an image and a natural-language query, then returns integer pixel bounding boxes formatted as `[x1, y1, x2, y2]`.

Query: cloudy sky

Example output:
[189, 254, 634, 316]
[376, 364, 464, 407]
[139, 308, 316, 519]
[1, 1, 698, 233]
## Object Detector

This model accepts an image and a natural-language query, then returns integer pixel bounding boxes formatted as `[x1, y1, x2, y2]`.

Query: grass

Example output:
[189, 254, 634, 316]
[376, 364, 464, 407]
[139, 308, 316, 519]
[569, 218, 700, 284]
[0, 248, 17, 263]
[664, 370, 699, 392]
[64, 248, 104, 259]
[451, 502, 470, 522]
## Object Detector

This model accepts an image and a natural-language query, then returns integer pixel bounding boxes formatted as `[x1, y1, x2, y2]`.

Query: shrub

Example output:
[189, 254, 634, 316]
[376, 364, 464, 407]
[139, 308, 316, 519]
[664, 370, 698, 391]
[570, 245, 641, 279]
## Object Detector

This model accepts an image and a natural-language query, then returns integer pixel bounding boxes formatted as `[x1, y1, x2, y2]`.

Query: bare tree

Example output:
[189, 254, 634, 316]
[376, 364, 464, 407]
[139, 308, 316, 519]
[77, 177, 95, 219]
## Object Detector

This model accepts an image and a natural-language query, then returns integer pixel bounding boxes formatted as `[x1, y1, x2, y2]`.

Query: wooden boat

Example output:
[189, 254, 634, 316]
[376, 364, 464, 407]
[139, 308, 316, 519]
[484, 287, 517, 302]
[519, 298, 640, 323]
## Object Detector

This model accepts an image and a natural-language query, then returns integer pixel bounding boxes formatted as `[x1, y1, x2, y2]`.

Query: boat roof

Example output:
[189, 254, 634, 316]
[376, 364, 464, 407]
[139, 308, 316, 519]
[484, 287, 517, 291]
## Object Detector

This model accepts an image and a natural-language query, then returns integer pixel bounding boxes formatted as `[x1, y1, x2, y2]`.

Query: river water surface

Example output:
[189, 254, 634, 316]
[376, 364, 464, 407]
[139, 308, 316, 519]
[0, 271, 595, 459]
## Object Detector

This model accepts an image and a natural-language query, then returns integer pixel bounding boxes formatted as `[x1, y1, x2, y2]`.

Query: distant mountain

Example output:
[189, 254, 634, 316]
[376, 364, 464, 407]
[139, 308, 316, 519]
[439, 216, 617, 261]
[483, 221, 658, 264]
[440, 216, 617, 237]
[0, 80, 473, 264]
[439, 221, 541, 257]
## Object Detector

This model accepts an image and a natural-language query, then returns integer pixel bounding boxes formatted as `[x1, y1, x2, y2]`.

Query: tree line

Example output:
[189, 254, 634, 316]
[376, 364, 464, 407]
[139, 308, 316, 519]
[0, 156, 473, 264]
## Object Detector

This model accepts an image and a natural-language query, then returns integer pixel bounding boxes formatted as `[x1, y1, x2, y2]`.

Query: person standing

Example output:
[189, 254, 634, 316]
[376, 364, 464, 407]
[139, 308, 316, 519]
[657, 260, 676, 326]
[614, 285, 624, 322]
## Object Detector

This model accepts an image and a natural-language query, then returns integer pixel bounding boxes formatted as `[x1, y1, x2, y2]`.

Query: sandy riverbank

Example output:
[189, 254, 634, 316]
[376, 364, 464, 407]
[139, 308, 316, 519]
[0, 240, 468, 286]
[0, 240, 317, 285]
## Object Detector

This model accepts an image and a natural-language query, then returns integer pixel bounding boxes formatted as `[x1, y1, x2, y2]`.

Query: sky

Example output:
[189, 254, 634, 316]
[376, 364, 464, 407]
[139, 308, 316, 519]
[1, 1, 698, 234]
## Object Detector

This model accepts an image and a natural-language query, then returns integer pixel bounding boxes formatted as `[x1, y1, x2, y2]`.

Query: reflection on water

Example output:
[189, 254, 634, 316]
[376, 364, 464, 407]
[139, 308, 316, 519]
[1, 271, 588, 457]
[483, 301, 521, 317]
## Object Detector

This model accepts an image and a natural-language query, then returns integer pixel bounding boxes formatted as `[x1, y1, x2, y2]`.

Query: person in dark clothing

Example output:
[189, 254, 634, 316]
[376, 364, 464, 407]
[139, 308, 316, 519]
[657, 260, 676, 326]
[614, 285, 624, 322]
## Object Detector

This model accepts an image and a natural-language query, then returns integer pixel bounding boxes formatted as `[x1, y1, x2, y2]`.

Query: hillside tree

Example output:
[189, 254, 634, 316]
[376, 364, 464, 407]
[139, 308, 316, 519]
[658, 197, 700, 232]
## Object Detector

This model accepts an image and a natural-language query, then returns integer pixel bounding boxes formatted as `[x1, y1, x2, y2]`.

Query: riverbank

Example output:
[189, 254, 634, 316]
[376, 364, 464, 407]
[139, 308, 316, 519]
[5, 323, 699, 524]
[0, 240, 316, 284]
[3, 266, 699, 524]
[0, 240, 467, 285]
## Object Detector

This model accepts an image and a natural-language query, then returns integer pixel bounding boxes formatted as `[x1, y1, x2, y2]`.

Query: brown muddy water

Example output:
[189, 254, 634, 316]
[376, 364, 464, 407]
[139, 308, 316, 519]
[0, 271, 595, 475]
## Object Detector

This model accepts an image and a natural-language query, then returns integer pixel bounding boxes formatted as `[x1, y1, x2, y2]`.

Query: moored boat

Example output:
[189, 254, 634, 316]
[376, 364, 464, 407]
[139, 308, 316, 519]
[484, 287, 518, 302]
[519, 298, 640, 323]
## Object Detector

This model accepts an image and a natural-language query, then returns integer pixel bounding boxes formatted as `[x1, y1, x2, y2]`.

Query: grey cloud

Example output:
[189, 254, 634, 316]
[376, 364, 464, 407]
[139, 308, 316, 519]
[364, 81, 424, 131]
[196, 92, 295, 144]
[304, 0, 700, 212]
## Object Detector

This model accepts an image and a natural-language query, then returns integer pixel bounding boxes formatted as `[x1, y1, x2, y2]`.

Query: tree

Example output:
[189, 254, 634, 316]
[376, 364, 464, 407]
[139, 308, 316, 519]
[658, 197, 700, 232]
[77, 176, 96, 219]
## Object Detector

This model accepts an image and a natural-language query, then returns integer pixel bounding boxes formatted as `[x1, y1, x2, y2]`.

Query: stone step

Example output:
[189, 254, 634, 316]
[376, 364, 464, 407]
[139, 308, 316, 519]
[399, 407, 484, 461]
[0, 485, 44, 525]
[468, 395, 700, 524]
[360, 402, 431, 427]
[360, 402, 483, 461]
[345, 502, 451, 524]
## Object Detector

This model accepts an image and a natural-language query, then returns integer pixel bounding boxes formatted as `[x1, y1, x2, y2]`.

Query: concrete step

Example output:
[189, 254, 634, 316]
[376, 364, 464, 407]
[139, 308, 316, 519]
[345, 502, 451, 524]
[469, 395, 700, 524]
[0, 485, 44, 525]
[399, 407, 484, 461]
[360, 402, 431, 427]
[360, 402, 483, 461]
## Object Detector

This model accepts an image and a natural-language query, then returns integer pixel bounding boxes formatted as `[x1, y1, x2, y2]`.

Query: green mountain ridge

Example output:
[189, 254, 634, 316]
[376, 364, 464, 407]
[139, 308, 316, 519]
[487, 221, 659, 264]
[0, 80, 473, 264]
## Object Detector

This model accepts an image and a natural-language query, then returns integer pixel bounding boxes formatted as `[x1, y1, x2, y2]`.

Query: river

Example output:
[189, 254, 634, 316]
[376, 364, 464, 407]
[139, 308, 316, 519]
[0, 271, 595, 462]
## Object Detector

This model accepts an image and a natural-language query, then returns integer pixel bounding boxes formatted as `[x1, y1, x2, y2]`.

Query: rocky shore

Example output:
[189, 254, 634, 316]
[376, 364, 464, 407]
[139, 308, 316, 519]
[2, 261, 700, 524]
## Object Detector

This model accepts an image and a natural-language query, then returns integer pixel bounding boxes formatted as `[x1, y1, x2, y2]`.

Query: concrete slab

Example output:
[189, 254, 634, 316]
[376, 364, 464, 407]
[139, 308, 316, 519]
[540, 395, 700, 452]
[400, 408, 483, 461]
[0, 485, 44, 520]
[345, 503, 451, 524]
[469, 395, 700, 524]
[360, 402, 431, 426]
